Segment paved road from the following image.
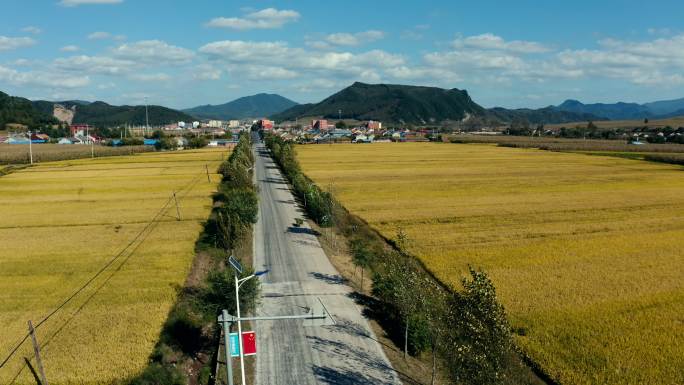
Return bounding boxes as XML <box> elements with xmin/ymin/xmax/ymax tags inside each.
<box><xmin>253</xmin><ymin>142</ymin><xmax>399</xmax><ymax>385</ymax></box>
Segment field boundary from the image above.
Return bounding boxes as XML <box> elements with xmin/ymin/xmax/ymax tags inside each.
<box><xmin>125</xmin><ymin>133</ymin><xmax>258</xmax><ymax>385</ymax></box>
<box><xmin>0</xmin><ymin>164</ymin><xmax>29</xmax><ymax>177</ymax></box>
<box><xmin>1</xmin><ymin>169</ymin><xmax>207</xmax><ymax>383</ymax></box>
<box><xmin>446</xmin><ymin>134</ymin><xmax>684</xmax><ymax>166</ymax></box>
<box><xmin>264</xmin><ymin>134</ymin><xmax>555</xmax><ymax>385</ymax></box>
<box><xmin>308</xmin><ymin>181</ymin><xmax>559</xmax><ymax>385</ymax></box>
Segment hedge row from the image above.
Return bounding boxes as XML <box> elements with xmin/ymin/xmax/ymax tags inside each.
<box><xmin>130</xmin><ymin>132</ymin><xmax>259</xmax><ymax>385</ymax></box>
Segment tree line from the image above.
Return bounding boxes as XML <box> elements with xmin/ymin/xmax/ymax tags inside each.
<box><xmin>264</xmin><ymin>134</ymin><xmax>525</xmax><ymax>385</ymax></box>
<box><xmin>130</xmin><ymin>132</ymin><xmax>259</xmax><ymax>385</ymax></box>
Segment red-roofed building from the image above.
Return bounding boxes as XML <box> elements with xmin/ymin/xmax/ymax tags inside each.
<box><xmin>70</xmin><ymin>124</ymin><xmax>92</xmax><ymax>136</ymax></box>
<box><xmin>312</xmin><ymin>119</ymin><xmax>328</xmax><ymax>130</ymax></box>
<box><xmin>258</xmin><ymin>119</ymin><xmax>274</xmax><ymax>130</ymax></box>
<box><xmin>365</xmin><ymin>120</ymin><xmax>382</xmax><ymax>130</ymax></box>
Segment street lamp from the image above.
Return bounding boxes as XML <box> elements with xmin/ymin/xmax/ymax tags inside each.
<box><xmin>27</xmin><ymin>130</ymin><xmax>33</xmax><ymax>165</ymax></box>
<box><xmin>144</xmin><ymin>96</ymin><xmax>150</xmax><ymax>135</ymax></box>
<box><xmin>228</xmin><ymin>255</ymin><xmax>268</xmax><ymax>385</ymax></box>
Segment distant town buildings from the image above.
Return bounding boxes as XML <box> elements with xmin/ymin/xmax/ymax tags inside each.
<box><xmin>69</xmin><ymin>124</ymin><xmax>92</xmax><ymax>136</ymax></box>
<box><xmin>312</xmin><ymin>119</ymin><xmax>328</xmax><ymax>130</ymax></box>
<box><xmin>366</xmin><ymin>120</ymin><xmax>382</xmax><ymax>130</ymax></box>
<box><xmin>258</xmin><ymin>119</ymin><xmax>274</xmax><ymax>130</ymax></box>
<box><xmin>208</xmin><ymin>120</ymin><xmax>223</xmax><ymax>128</ymax></box>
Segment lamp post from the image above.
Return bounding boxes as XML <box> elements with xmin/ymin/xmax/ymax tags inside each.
<box><xmin>228</xmin><ymin>255</ymin><xmax>267</xmax><ymax>385</ymax></box>
<box><xmin>145</xmin><ymin>96</ymin><xmax>149</xmax><ymax>135</ymax></box>
<box><xmin>27</xmin><ymin>130</ymin><xmax>33</xmax><ymax>165</ymax></box>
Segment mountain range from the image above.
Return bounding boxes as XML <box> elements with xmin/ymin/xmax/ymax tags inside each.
<box><xmin>4</xmin><ymin>85</ymin><xmax>684</xmax><ymax>131</ymax></box>
<box><xmin>183</xmin><ymin>93</ymin><xmax>298</xmax><ymax>120</ymax></box>
<box><xmin>556</xmin><ymin>98</ymin><xmax>684</xmax><ymax>120</ymax></box>
<box><xmin>31</xmin><ymin>100</ymin><xmax>193</xmax><ymax>127</ymax></box>
<box><xmin>273</xmin><ymin>82</ymin><xmax>486</xmax><ymax>124</ymax></box>
<box><xmin>487</xmin><ymin>107</ymin><xmax>605</xmax><ymax>125</ymax></box>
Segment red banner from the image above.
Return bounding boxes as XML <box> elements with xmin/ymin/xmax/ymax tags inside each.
<box><xmin>242</xmin><ymin>331</ymin><xmax>256</xmax><ymax>356</ymax></box>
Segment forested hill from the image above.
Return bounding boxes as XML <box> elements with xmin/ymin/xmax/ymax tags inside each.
<box><xmin>273</xmin><ymin>82</ymin><xmax>486</xmax><ymax>124</ymax></box>
<box><xmin>0</xmin><ymin>91</ymin><xmax>58</xmax><ymax>129</ymax></box>
<box><xmin>32</xmin><ymin>100</ymin><xmax>194</xmax><ymax>127</ymax></box>
<box><xmin>184</xmin><ymin>93</ymin><xmax>298</xmax><ymax>120</ymax></box>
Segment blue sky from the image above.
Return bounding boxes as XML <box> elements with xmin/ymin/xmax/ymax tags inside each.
<box><xmin>1</xmin><ymin>0</ymin><xmax>684</xmax><ymax>109</ymax></box>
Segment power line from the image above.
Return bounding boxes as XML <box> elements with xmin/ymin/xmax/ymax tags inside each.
<box><xmin>0</xmin><ymin>173</ymin><xmax>204</xmax><ymax>369</ymax></box>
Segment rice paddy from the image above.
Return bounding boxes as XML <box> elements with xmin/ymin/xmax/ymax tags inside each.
<box><xmin>297</xmin><ymin>142</ymin><xmax>684</xmax><ymax>385</ymax></box>
<box><xmin>0</xmin><ymin>149</ymin><xmax>226</xmax><ymax>385</ymax></box>
<box><xmin>0</xmin><ymin>143</ymin><xmax>153</xmax><ymax>165</ymax></box>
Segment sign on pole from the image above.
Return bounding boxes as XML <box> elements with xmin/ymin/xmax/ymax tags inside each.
<box><xmin>242</xmin><ymin>331</ymin><xmax>256</xmax><ymax>355</ymax></box>
<box><xmin>229</xmin><ymin>331</ymin><xmax>257</xmax><ymax>357</ymax></box>
<box><xmin>229</xmin><ymin>333</ymin><xmax>240</xmax><ymax>357</ymax></box>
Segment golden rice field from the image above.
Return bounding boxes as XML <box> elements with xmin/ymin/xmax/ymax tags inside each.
<box><xmin>0</xmin><ymin>143</ymin><xmax>152</xmax><ymax>164</ymax></box>
<box><xmin>297</xmin><ymin>142</ymin><xmax>684</xmax><ymax>385</ymax></box>
<box><xmin>0</xmin><ymin>149</ymin><xmax>226</xmax><ymax>385</ymax></box>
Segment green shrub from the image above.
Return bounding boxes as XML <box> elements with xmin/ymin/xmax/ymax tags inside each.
<box><xmin>203</xmin><ymin>267</ymin><xmax>260</xmax><ymax>316</ymax></box>
<box><xmin>443</xmin><ymin>267</ymin><xmax>513</xmax><ymax>385</ymax></box>
<box><xmin>129</xmin><ymin>363</ymin><xmax>185</xmax><ymax>385</ymax></box>
<box><xmin>162</xmin><ymin>306</ymin><xmax>204</xmax><ymax>354</ymax></box>
<box><xmin>188</xmin><ymin>137</ymin><xmax>208</xmax><ymax>148</ymax></box>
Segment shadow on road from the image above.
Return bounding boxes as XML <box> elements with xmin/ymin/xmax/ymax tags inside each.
<box><xmin>312</xmin><ymin>365</ymin><xmax>384</xmax><ymax>385</ymax></box>
<box><xmin>309</xmin><ymin>271</ymin><xmax>348</xmax><ymax>285</ymax></box>
<box><xmin>287</xmin><ymin>226</ymin><xmax>321</xmax><ymax>236</ymax></box>
<box><xmin>260</xmin><ymin>177</ymin><xmax>286</xmax><ymax>184</ymax></box>
<box><xmin>310</xmin><ymin>321</ymin><xmax>426</xmax><ymax>385</ymax></box>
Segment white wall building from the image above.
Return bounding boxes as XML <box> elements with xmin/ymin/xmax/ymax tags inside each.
<box><xmin>208</xmin><ymin>120</ymin><xmax>223</xmax><ymax>128</ymax></box>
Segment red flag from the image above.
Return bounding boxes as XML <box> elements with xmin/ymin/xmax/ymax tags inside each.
<box><xmin>242</xmin><ymin>331</ymin><xmax>256</xmax><ymax>356</ymax></box>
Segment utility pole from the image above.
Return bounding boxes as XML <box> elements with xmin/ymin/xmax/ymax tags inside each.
<box><xmin>173</xmin><ymin>192</ymin><xmax>181</xmax><ymax>221</ymax></box>
<box><xmin>234</xmin><ymin>273</ymin><xmax>246</xmax><ymax>385</ymax></box>
<box><xmin>206</xmin><ymin>164</ymin><xmax>211</xmax><ymax>183</ymax></box>
<box><xmin>221</xmin><ymin>309</ymin><xmax>234</xmax><ymax>385</ymax></box>
<box><xmin>28</xmin><ymin>320</ymin><xmax>48</xmax><ymax>385</ymax></box>
<box><xmin>228</xmin><ymin>256</ymin><xmax>269</xmax><ymax>385</ymax></box>
<box><xmin>27</xmin><ymin>130</ymin><xmax>33</xmax><ymax>165</ymax></box>
<box><xmin>218</xmin><ymin>301</ymin><xmax>333</xmax><ymax>385</ymax></box>
<box><xmin>145</xmin><ymin>96</ymin><xmax>150</xmax><ymax>136</ymax></box>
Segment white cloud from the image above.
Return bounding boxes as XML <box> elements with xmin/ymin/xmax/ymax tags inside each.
<box><xmin>410</xmin><ymin>32</ymin><xmax>684</xmax><ymax>87</ymax></box>
<box><xmin>199</xmin><ymin>40</ymin><xmax>411</xmax><ymax>91</ymax></box>
<box><xmin>322</xmin><ymin>30</ymin><xmax>385</xmax><ymax>47</ymax></box>
<box><xmin>425</xmin><ymin>49</ymin><xmax>527</xmax><ymax>71</ymax></box>
<box><xmin>554</xmin><ymin>34</ymin><xmax>684</xmax><ymax>85</ymax></box>
<box><xmin>199</xmin><ymin>40</ymin><xmax>404</xmax><ymax>81</ymax></box>
<box><xmin>243</xmin><ymin>66</ymin><xmax>298</xmax><ymax>80</ymax></box>
<box><xmin>192</xmin><ymin>64</ymin><xmax>222</xmax><ymax>80</ymax></box>
<box><xmin>0</xmin><ymin>36</ymin><xmax>36</xmax><ymax>51</ymax></box>
<box><xmin>60</xmin><ymin>45</ymin><xmax>80</xmax><ymax>52</ymax></box>
<box><xmin>87</xmin><ymin>31</ymin><xmax>125</xmax><ymax>40</ymax></box>
<box><xmin>59</xmin><ymin>0</ymin><xmax>123</xmax><ymax>7</ymax></box>
<box><xmin>21</xmin><ymin>26</ymin><xmax>42</xmax><ymax>35</ymax></box>
<box><xmin>88</xmin><ymin>31</ymin><xmax>110</xmax><ymax>40</ymax></box>
<box><xmin>130</xmin><ymin>73</ymin><xmax>171</xmax><ymax>82</ymax></box>
<box><xmin>305</xmin><ymin>41</ymin><xmax>332</xmax><ymax>50</ymax></box>
<box><xmin>10</xmin><ymin>59</ymin><xmax>33</xmax><ymax>66</ymax></box>
<box><xmin>206</xmin><ymin>8</ymin><xmax>300</xmax><ymax>30</ymax></box>
<box><xmin>54</xmin><ymin>55</ymin><xmax>137</xmax><ymax>75</ymax></box>
<box><xmin>0</xmin><ymin>64</ymin><xmax>90</xmax><ymax>88</ymax></box>
<box><xmin>111</xmin><ymin>40</ymin><xmax>194</xmax><ymax>63</ymax></box>
<box><xmin>452</xmin><ymin>33</ymin><xmax>550</xmax><ymax>54</ymax></box>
